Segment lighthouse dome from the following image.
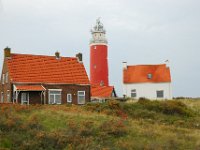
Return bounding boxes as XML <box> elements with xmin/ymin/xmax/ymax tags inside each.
<box><xmin>90</xmin><ymin>18</ymin><xmax>107</xmax><ymax>45</ymax></box>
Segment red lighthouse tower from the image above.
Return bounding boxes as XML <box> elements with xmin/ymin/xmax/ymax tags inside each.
<box><xmin>90</xmin><ymin>19</ymin><xmax>109</xmax><ymax>86</ymax></box>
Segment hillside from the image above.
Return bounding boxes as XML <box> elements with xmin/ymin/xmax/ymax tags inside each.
<box><xmin>0</xmin><ymin>99</ymin><xmax>200</xmax><ymax>150</ymax></box>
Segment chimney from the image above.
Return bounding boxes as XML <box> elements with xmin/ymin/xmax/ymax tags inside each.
<box><xmin>123</xmin><ymin>62</ymin><xmax>127</xmax><ymax>70</ymax></box>
<box><xmin>76</xmin><ymin>53</ymin><xmax>83</xmax><ymax>62</ymax></box>
<box><xmin>55</xmin><ymin>51</ymin><xmax>60</xmax><ymax>59</ymax></box>
<box><xmin>4</xmin><ymin>47</ymin><xmax>11</xmax><ymax>58</ymax></box>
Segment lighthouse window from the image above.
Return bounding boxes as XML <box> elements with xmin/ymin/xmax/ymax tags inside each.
<box><xmin>94</xmin><ymin>46</ymin><xmax>96</xmax><ymax>49</ymax></box>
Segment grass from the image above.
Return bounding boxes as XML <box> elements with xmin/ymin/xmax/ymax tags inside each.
<box><xmin>0</xmin><ymin>99</ymin><xmax>200</xmax><ymax>150</ymax></box>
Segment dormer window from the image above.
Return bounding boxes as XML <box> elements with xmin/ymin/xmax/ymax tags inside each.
<box><xmin>147</xmin><ymin>74</ymin><xmax>152</xmax><ymax>79</ymax></box>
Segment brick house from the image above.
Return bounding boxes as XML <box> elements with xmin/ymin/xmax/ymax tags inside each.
<box><xmin>0</xmin><ymin>47</ymin><xmax>90</xmax><ymax>105</ymax></box>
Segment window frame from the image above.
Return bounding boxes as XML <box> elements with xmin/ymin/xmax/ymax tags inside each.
<box><xmin>48</xmin><ymin>89</ymin><xmax>62</xmax><ymax>104</ymax></box>
<box><xmin>7</xmin><ymin>90</ymin><xmax>10</xmax><ymax>102</ymax></box>
<box><xmin>157</xmin><ymin>90</ymin><xmax>164</xmax><ymax>98</ymax></box>
<box><xmin>77</xmin><ymin>91</ymin><xmax>85</xmax><ymax>105</ymax></box>
<box><xmin>5</xmin><ymin>72</ymin><xmax>8</xmax><ymax>83</ymax></box>
<box><xmin>131</xmin><ymin>89</ymin><xmax>137</xmax><ymax>98</ymax></box>
<box><xmin>2</xmin><ymin>74</ymin><xmax>5</xmax><ymax>84</ymax></box>
<box><xmin>67</xmin><ymin>94</ymin><xmax>72</xmax><ymax>103</ymax></box>
<box><xmin>21</xmin><ymin>92</ymin><xmax>29</xmax><ymax>105</ymax></box>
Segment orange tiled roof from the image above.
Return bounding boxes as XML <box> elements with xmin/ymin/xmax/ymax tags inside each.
<box><xmin>91</xmin><ymin>85</ymin><xmax>114</xmax><ymax>98</ymax></box>
<box><xmin>6</xmin><ymin>53</ymin><xmax>89</xmax><ymax>85</ymax></box>
<box><xmin>15</xmin><ymin>85</ymin><xmax>46</xmax><ymax>91</ymax></box>
<box><xmin>123</xmin><ymin>64</ymin><xmax>171</xmax><ymax>83</ymax></box>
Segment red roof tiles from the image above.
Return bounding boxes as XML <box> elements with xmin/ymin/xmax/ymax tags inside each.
<box><xmin>123</xmin><ymin>64</ymin><xmax>171</xmax><ymax>83</ymax></box>
<box><xmin>6</xmin><ymin>53</ymin><xmax>89</xmax><ymax>85</ymax></box>
<box><xmin>15</xmin><ymin>85</ymin><xmax>46</xmax><ymax>91</ymax></box>
<box><xmin>91</xmin><ymin>85</ymin><xmax>114</xmax><ymax>98</ymax></box>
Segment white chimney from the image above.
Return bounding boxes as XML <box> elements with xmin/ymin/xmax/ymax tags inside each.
<box><xmin>123</xmin><ymin>62</ymin><xmax>127</xmax><ymax>70</ymax></box>
<box><xmin>165</xmin><ymin>60</ymin><xmax>170</xmax><ymax>68</ymax></box>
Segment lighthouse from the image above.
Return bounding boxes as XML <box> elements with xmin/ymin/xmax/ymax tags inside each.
<box><xmin>90</xmin><ymin>18</ymin><xmax>109</xmax><ymax>86</ymax></box>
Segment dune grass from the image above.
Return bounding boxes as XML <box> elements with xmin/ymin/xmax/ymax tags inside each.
<box><xmin>0</xmin><ymin>99</ymin><xmax>200</xmax><ymax>150</ymax></box>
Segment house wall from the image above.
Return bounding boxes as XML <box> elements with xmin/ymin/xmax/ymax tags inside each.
<box><xmin>43</xmin><ymin>84</ymin><xmax>90</xmax><ymax>105</ymax></box>
<box><xmin>123</xmin><ymin>82</ymin><xmax>172</xmax><ymax>100</ymax></box>
<box><xmin>12</xmin><ymin>84</ymin><xmax>90</xmax><ymax>105</ymax></box>
<box><xmin>17</xmin><ymin>91</ymin><xmax>42</xmax><ymax>104</ymax></box>
<box><xmin>0</xmin><ymin>60</ymin><xmax>12</xmax><ymax>103</ymax></box>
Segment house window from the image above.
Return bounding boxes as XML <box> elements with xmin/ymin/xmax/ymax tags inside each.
<box><xmin>131</xmin><ymin>89</ymin><xmax>137</xmax><ymax>98</ymax></box>
<box><xmin>5</xmin><ymin>72</ymin><xmax>8</xmax><ymax>83</ymax></box>
<box><xmin>78</xmin><ymin>91</ymin><xmax>85</xmax><ymax>104</ymax></box>
<box><xmin>21</xmin><ymin>92</ymin><xmax>29</xmax><ymax>105</ymax></box>
<box><xmin>49</xmin><ymin>90</ymin><xmax>62</xmax><ymax>104</ymax></box>
<box><xmin>7</xmin><ymin>90</ymin><xmax>10</xmax><ymax>102</ymax></box>
<box><xmin>157</xmin><ymin>90</ymin><xmax>164</xmax><ymax>98</ymax></box>
<box><xmin>1</xmin><ymin>92</ymin><xmax>3</xmax><ymax>103</ymax></box>
<box><xmin>67</xmin><ymin>94</ymin><xmax>72</xmax><ymax>103</ymax></box>
<box><xmin>2</xmin><ymin>74</ymin><xmax>5</xmax><ymax>84</ymax></box>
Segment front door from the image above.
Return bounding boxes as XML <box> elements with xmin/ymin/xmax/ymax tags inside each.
<box><xmin>21</xmin><ymin>92</ymin><xmax>29</xmax><ymax>105</ymax></box>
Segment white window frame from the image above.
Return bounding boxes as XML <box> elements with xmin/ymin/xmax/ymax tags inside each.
<box><xmin>5</xmin><ymin>72</ymin><xmax>8</xmax><ymax>83</ymax></box>
<box><xmin>21</xmin><ymin>92</ymin><xmax>30</xmax><ymax>105</ymax></box>
<box><xmin>1</xmin><ymin>92</ymin><xmax>3</xmax><ymax>103</ymax></box>
<box><xmin>131</xmin><ymin>89</ymin><xmax>137</xmax><ymax>98</ymax></box>
<box><xmin>48</xmin><ymin>89</ymin><xmax>62</xmax><ymax>104</ymax></box>
<box><xmin>67</xmin><ymin>94</ymin><xmax>72</xmax><ymax>103</ymax></box>
<box><xmin>77</xmin><ymin>91</ymin><xmax>85</xmax><ymax>105</ymax></box>
<box><xmin>2</xmin><ymin>74</ymin><xmax>5</xmax><ymax>84</ymax></box>
<box><xmin>7</xmin><ymin>90</ymin><xmax>10</xmax><ymax>102</ymax></box>
<box><xmin>157</xmin><ymin>90</ymin><xmax>164</xmax><ymax>98</ymax></box>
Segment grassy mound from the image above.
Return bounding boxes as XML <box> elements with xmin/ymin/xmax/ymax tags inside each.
<box><xmin>0</xmin><ymin>100</ymin><xmax>200</xmax><ymax>150</ymax></box>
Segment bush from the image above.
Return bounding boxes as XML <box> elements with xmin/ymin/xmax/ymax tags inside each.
<box><xmin>137</xmin><ymin>100</ymin><xmax>194</xmax><ymax>117</ymax></box>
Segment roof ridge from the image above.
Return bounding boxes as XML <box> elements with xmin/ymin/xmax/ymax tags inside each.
<box><xmin>11</xmin><ymin>53</ymin><xmax>76</xmax><ymax>59</ymax></box>
<box><xmin>128</xmin><ymin>64</ymin><xmax>166</xmax><ymax>67</ymax></box>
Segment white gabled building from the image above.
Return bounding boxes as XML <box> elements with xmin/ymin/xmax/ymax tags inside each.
<box><xmin>123</xmin><ymin>62</ymin><xmax>172</xmax><ymax>100</ymax></box>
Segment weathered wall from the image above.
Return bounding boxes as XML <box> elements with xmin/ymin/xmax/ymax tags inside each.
<box><xmin>0</xmin><ymin>59</ymin><xmax>12</xmax><ymax>103</ymax></box>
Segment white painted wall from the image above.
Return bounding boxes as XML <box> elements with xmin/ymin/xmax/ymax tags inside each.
<box><xmin>123</xmin><ymin>82</ymin><xmax>172</xmax><ymax>100</ymax></box>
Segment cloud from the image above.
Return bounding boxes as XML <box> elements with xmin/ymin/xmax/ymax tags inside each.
<box><xmin>0</xmin><ymin>0</ymin><xmax>200</xmax><ymax>97</ymax></box>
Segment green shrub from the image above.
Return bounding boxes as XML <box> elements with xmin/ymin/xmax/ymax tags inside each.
<box><xmin>137</xmin><ymin>100</ymin><xmax>194</xmax><ymax>117</ymax></box>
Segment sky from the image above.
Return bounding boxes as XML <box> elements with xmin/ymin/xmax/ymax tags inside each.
<box><xmin>0</xmin><ymin>0</ymin><xmax>200</xmax><ymax>97</ymax></box>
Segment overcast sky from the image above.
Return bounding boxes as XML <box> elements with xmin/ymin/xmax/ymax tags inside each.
<box><xmin>0</xmin><ymin>0</ymin><xmax>200</xmax><ymax>97</ymax></box>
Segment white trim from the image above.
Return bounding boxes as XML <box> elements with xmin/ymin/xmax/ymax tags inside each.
<box><xmin>67</xmin><ymin>94</ymin><xmax>72</xmax><ymax>103</ymax></box>
<box><xmin>41</xmin><ymin>85</ymin><xmax>46</xmax><ymax>90</ymax></box>
<box><xmin>77</xmin><ymin>91</ymin><xmax>86</xmax><ymax>105</ymax></box>
<box><xmin>7</xmin><ymin>90</ymin><xmax>10</xmax><ymax>102</ymax></box>
<box><xmin>48</xmin><ymin>90</ymin><xmax>62</xmax><ymax>104</ymax></box>
<box><xmin>48</xmin><ymin>89</ymin><xmax>62</xmax><ymax>91</ymax></box>
<box><xmin>2</xmin><ymin>74</ymin><xmax>5</xmax><ymax>84</ymax></box>
<box><xmin>21</xmin><ymin>92</ymin><xmax>30</xmax><ymax>105</ymax></box>
<box><xmin>90</xmin><ymin>43</ymin><xmax>107</xmax><ymax>46</ymax></box>
<box><xmin>5</xmin><ymin>72</ymin><xmax>9</xmax><ymax>83</ymax></box>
